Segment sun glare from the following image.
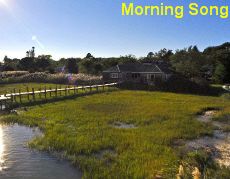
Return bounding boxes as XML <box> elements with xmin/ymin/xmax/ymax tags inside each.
<box><xmin>0</xmin><ymin>0</ymin><xmax>5</xmax><ymax>4</ymax></box>
<box><xmin>0</xmin><ymin>0</ymin><xmax>8</xmax><ymax>7</ymax></box>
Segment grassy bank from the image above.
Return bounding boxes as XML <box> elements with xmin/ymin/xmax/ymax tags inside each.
<box><xmin>1</xmin><ymin>88</ymin><xmax>230</xmax><ymax>178</ymax></box>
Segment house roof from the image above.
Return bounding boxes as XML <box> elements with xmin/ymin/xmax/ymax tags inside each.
<box><xmin>103</xmin><ymin>63</ymin><xmax>173</xmax><ymax>74</ymax></box>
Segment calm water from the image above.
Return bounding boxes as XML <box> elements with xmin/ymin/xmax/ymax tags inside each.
<box><xmin>0</xmin><ymin>124</ymin><xmax>81</xmax><ymax>179</ymax></box>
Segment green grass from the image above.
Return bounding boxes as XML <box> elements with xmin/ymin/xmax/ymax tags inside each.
<box><xmin>1</xmin><ymin>88</ymin><xmax>230</xmax><ymax>178</ymax></box>
<box><xmin>0</xmin><ymin>83</ymin><xmax>70</xmax><ymax>94</ymax></box>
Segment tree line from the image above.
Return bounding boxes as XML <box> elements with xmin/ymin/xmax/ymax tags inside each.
<box><xmin>0</xmin><ymin>42</ymin><xmax>229</xmax><ymax>84</ymax></box>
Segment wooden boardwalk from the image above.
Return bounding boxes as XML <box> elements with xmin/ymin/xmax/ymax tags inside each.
<box><xmin>0</xmin><ymin>83</ymin><xmax>117</xmax><ymax>110</ymax></box>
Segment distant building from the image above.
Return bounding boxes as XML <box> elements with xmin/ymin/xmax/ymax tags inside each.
<box><xmin>103</xmin><ymin>62</ymin><xmax>173</xmax><ymax>84</ymax></box>
<box><xmin>26</xmin><ymin>47</ymin><xmax>35</xmax><ymax>58</ymax></box>
<box><xmin>0</xmin><ymin>63</ymin><xmax>3</xmax><ymax>72</ymax></box>
<box><xmin>55</xmin><ymin>66</ymin><xmax>66</xmax><ymax>73</ymax></box>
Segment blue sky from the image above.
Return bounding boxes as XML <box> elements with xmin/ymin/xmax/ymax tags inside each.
<box><xmin>0</xmin><ymin>0</ymin><xmax>229</xmax><ymax>60</ymax></box>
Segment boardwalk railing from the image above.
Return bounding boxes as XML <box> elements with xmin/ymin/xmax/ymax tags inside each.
<box><xmin>0</xmin><ymin>83</ymin><xmax>118</xmax><ymax>110</ymax></box>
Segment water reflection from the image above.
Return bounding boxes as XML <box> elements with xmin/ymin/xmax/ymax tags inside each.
<box><xmin>0</xmin><ymin>126</ymin><xmax>5</xmax><ymax>171</ymax></box>
<box><xmin>0</xmin><ymin>124</ymin><xmax>81</xmax><ymax>179</ymax></box>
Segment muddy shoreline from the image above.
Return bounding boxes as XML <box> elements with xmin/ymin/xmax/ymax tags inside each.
<box><xmin>184</xmin><ymin>109</ymin><xmax>230</xmax><ymax>167</ymax></box>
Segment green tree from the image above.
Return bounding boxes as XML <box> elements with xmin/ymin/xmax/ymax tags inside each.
<box><xmin>66</xmin><ymin>58</ymin><xmax>78</xmax><ymax>74</ymax></box>
<box><xmin>154</xmin><ymin>48</ymin><xmax>173</xmax><ymax>61</ymax></box>
<box><xmin>18</xmin><ymin>57</ymin><xmax>36</xmax><ymax>72</ymax></box>
<box><xmin>170</xmin><ymin>47</ymin><xmax>206</xmax><ymax>78</ymax></box>
<box><xmin>147</xmin><ymin>52</ymin><xmax>154</xmax><ymax>58</ymax></box>
<box><xmin>204</xmin><ymin>42</ymin><xmax>230</xmax><ymax>83</ymax></box>
<box><xmin>3</xmin><ymin>56</ymin><xmax>19</xmax><ymax>71</ymax></box>
<box><xmin>3</xmin><ymin>56</ymin><xmax>11</xmax><ymax>64</ymax></box>
<box><xmin>36</xmin><ymin>55</ymin><xmax>53</xmax><ymax>71</ymax></box>
<box><xmin>79</xmin><ymin>59</ymin><xmax>93</xmax><ymax>74</ymax></box>
<box><xmin>213</xmin><ymin>62</ymin><xmax>226</xmax><ymax>84</ymax></box>
<box><xmin>85</xmin><ymin>53</ymin><xmax>94</xmax><ymax>59</ymax></box>
<box><xmin>119</xmin><ymin>55</ymin><xmax>137</xmax><ymax>64</ymax></box>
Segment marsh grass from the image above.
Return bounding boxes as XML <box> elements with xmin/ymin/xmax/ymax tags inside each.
<box><xmin>0</xmin><ymin>73</ymin><xmax>102</xmax><ymax>85</ymax></box>
<box><xmin>1</xmin><ymin>89</ymin><xmax>230</xmax><ymax>178</ymax></box>
<box><xmin>0</xmin><ymin>83</ymin><xmax>68</xmax><ymax>94</ymax></box>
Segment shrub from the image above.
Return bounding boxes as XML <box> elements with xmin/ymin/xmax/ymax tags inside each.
<box><xmin>0</xmin><ymin>71</ymin><xmax>29</xmax><ymax>78</ymax></box>
<box><xmin>221</xmin><ymin>93</ymin><xmax>230</xmax><ymax>100</ymax></box>
<box><xmin>159</xmin><ymin>75</ymin><xmax>211</xmax><ymax>94</ymax></box>
<box><xmin>118</xmin><ymin>75</ymin><xmax>214</xmax><ymax>95</ymax></box>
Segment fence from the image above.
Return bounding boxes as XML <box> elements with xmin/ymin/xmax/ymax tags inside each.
<box><xmin>0</xmin><ymin>83</ymin><xmax>118</xmax><ymax>110</ymax></box>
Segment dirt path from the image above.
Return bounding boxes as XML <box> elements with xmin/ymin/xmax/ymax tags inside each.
<box><xmin>185</xmin><ymin>110</ymin><xmax>230</xmax><ymax>167</ymax></box>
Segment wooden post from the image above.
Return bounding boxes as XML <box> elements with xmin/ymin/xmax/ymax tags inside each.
<box><xmin>65</xmin><ymin>86</ymin><xmax>67</xmax><ymax>96</ymax></box>
<box><xmin>3</xmin><ymin>93</ymin><xmax>7</xmax><ymax>109</ymax></box>
<box><xmin>68</xmin><ymin>85</ymin><xmax>70</xmax><ymax>94</ymax></box>
<box><xmin>76</xmin><ymin>85</ymin><xmax>78</xmax><ymax>94</ymax></box>
<box><xmin>59</xmin><ymin>85</ymin><xmax>62</xmax><ymax>96</ymax></box>
<box><xmin>49</xmin><ymin>87</ymin><xmax>52</xmax><ymax>97</ymax></box>
<box><xmin>39</xmin><ymin>88</ymin><xmax>42</xmax><ymax>99</ymax></box>
<box><xmin>13</xmin><ymin>88</ymin><xmax>16</xmax><ymax>102</ymax></box>
<box><xmin>44</xmin><ymin>87</ymin><xmax>47</xmax><ymax>100</ymax></box>
<box><xmin>1</xmin><ymin>91</ymin><xmax>7</xmax><ymax>109</ymax></box>
<box><xmin>74</xmin><ymin>86</ymin><xmax>76</xmax><ymax>95</ymax></box>
<box><xmin>103</xmin><ymin>83</ymin><xmax>105</xmax><ymax>91</ymax></box>
<box><xmin>4</xmin><ymin>99</ymin><xmax>6</xmax><ymax>110</ymax></box>
<box><xmin>32</xmin><ymin>88</ymin><xmax>35</xmax><ymax>101</ymax></box>
<box><xmin>55</xmin><ymin>86</ymin><xmax>58</xmax><ymax>98</ymax></box>
<box><xmin>27</xmin><ymin>87</ymin><xmax>30</xmax><ymax>101</ymax></box>
<box><xmin>10</xmin><ymin>91</ymin><xmax>14</xmax><ymax>103</ymax></box>
<box><xmin>96</xmin><ymin>85</ymin><xmax>99</xmax><ymax>92</ymax></box>
<box><xmin>19</xmin><ymin>89</ymin><xmax>22</xmax><ymax>103</ymax></box>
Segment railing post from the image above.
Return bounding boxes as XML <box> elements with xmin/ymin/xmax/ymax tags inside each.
<box><xmin>3</xmin><ymin>93</ymin><xmax>7</xmax><ymax>109</ymax></box>
<box><xmin>74</xmin><ymin>86</ymin><xmax>76</xmax><ymax>95</ymax></box>
<box><xmin>59</xmin><ymin>85</ymin><xmax>62</xmax><ymax>96</ymax></box>
<box><xmin>32</xmin><ymin>88</ymin><xmax>35</xmax><ymax>101</ymax></box>
<box><xmin>68</xmin><ymin>85</ymin><xmax>70</xmax><ymax>94</ymax></box>
<box><xmin>11</xmin><ymin>90</ymin><xmax>13</xmax><ymax>103</ymax></box>
<box><xmin>39</xmin><ymin>88</ymin><xmax>42</xmax><ymax>99</ymax></box>
<box><xmin>55</xmin><ymin>86</ymin><xmax>58</xmax><ymax>98</ymax></box>
<box><xmin>5</xmin><ymin>99</ymin><xmax>7</xmax><ymax>110</ymax></box>
<box><xmin>49</xmin><ymin>87</ymin><xmax>52</xmax><ymax>97</ymax></box>
<box><xmin>27</xmin><ymin>87</ymin><xmax>30</xmax><ymax>101</ymax></box>
<box><xmin>19</xmin><ymin>89</ymin><xmax>22</xmax><ymax>103</ymax></box>
<box><xmin>13</xmin><ymin>88</ymin><xmax>16</xmax><ymax>102</ymax></box>
<box><xmin>45</xmin><ymin>86</ymin><xmax>47</xmax><ymax>100</ymax></box>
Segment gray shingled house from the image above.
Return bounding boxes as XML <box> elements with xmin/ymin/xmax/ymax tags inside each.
<box><xmin>103</xmin><ymin>63</ymin><xmax>173</xmax><ymax>84</ymax></box>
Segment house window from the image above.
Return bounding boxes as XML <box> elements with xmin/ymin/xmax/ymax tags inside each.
<box><xmin>147</xmin><ymin>74</ymin><xmax>151</xmax><ymax>80</ymax></box>
<box><xmin>147</xmin><ymin>74</ymin><xmax>155</xmax><ymax>81</ymax></box>
<box><xmin>111</xmin><ymin>73</ymin><xmax>119</xmax><ymax>79</ymax></box>
<box><xmin>155</xmin><ymin>74</ymin><xmax>162</xmax><ymax>80</ymax></box>
<box><xmin>132</xmin><ymin>73</ymin><xmax>140</xmax><ymax>79</ymax></box>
